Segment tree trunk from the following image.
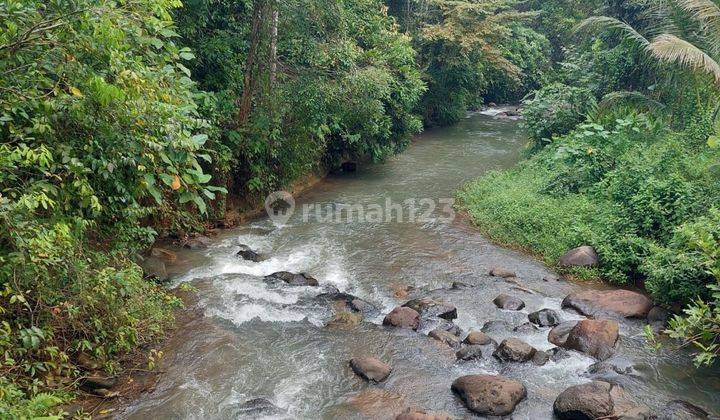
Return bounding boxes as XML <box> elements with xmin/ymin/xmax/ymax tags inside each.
<box><xmin>269</xmin><ymin>6</ymin><xmax>279</xmax><ymax>85</ymax></box>
<box><xmin>237</xmin><ymin>0</ymin><xmax>265</xmax><ymax>127</ymax></box>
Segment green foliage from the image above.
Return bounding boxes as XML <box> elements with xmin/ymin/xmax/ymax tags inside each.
<box><xmin>459</xmin><ymin>115</ymin><xmax>720</xmax><ymax>297</ymax></box>
<box><xmin>522</xmin><ymin>82</ymin><xmax>597</xmax><ymax>147</ymax></box>
<box><xmin>176</xmin><ymin>0</ymin><xmax>425</xmax><ymax>195</ymax></box>
<box><xmin>0</xmin><ymin>0</ymin><xmax>209</xmax><ymax>410</ymax></box>
<box><xmin>665</xmin><ymin>209</ymin><xmax>720</xmax><ymax>366</ymax></box>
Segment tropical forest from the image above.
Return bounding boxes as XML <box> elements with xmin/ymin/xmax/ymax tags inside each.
<box><xmin>1</xmin><ymin>0</ymin><xmax>719</xmax><ymax>418</ymax></box>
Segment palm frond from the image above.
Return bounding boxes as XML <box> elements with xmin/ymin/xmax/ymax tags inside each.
<box><xmin>677</xmin><ymin>0</ymin><xmax>720</xmax><ymax>32</ymax></box>
<box><xmin>574</xmin><ymin>16</ymin><xmax>650</xmax><ymax>48</ymax></box>
<box><xmin>649</xmin><ymin>34</ymin><xmax>720</xmax><ymax>83</ymax></box>
<box><xmin>598</xmin><ymin>91</ymin><xmax>667</xmax><ymax>114</ymax></box>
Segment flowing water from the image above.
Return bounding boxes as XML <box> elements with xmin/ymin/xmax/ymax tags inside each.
<box><xmin>122</xmin><ymin>111</ymin><xmax>720</xmax><ymax>419</ymax></box>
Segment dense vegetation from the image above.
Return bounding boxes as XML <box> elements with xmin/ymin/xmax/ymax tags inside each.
<box><xmin>1</xmin><ymin>0</ymin><xmax>719</xmax><ymax>416</ymax></box>
<box><xmin>460</xmin><ymin>0</ymin><xmax>720</xmax><ymax>366</ymax></box>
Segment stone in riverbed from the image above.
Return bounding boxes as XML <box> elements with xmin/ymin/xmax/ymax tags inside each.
<box><xmin>532</xmin><ymin>350</ymin><xmax>550</xmax><ymax>366</ymax></box>
<box><xmin>648</xmin><ymin>306</ymin><xmax>671</xmax><ymax>331</ymax></box>
<box><xmin>402</xmin><ymin>298</ymin><xmax>457</xmax><ymax>320</ymax></box>
<box><xmin>456</xmin><ymin>345</ymin><xmax>485</xmax><ymax>361</ymax></box>
<box><xmin>489</xmin><ymin>267</ymin><xmax>516</xmax><ymax>278</ymax></box>
<box><xmin>236</xmin><ymin>244</ymin><xmax>264</xmax><ymax>262</ymax></box>
<box><xmin>139</xmin><ymin>257</ymin><xmax>168</xmax><ymax>282</ymax></box>
<box><xmin>451</xmin><ymin>374</ymin><xmax>527</xmax><ymax>416</ymax></box>
<box><xmin>428</xmin><ymin>328</ymin><xmax>461</xmax><ymax>348</ymax></box>
<box><xmin>563</xmin><ymin>319</ymin><xmax>620</xmax><ymax>361</ymax></box>
<box><xmin>513</xmin><ymin>322</ymin><xmax>539</xmax><ymax>333</ymax></box>
<box><xmin>80</xmin><ymin>375</ymin><xmax>117</xmax><ymax>392</ymax></box>
<box><xmin>562</xmin><ymin>289</ymin><xmax>653</xmax><ymax>319</ymax></box>
<box><xmin>264</xmin><ymin>271</ymin><xmax>319</xmax><ymax>287</ymax></box>
<box><xmin>383</xmin><ymin>307</ymin><xmax>420</xmax><ymax>330</ymax></box>
<box><xmin>528</xmin><ymin>308</ymin><xmax>561</xmax><ymax>327</ymax></box>
<box><xmin>548</xmin><ymin>321</ymin><xmax>578</xmax><ymax>347</ymax></box>
<box><xmin>463</xmin><ymin>331</ymin><xmax>494</xmax><ymax>346</ymax></box>
<box><xmin>558</xmin><ymin>245</ymin><xmax>599</xmax><ymax>267</ymax></box>
<box><xmin>350</xmin><ymin>357</ymin><xmax>391</xmax><ymax>383</ymax></box>
<box><xmin>315</xmin><ymin>292</ymin><xmax>378</xmax><ymax>315</ymax></box>
<box><xmin>493</xmin><ymin>338</ymin><xmax>536</xmax><ymax>362</ymax></box>
<box><xmin>493</xmin><ymin>294</ymin><xmax>525</xmax><ymax>310</ymax></box>
<box><xmin>553</xmin><ymin>381</ymin><xmax>652</xmax><ymax>420</ymax></box>
<box><xmin>481</xmin><ymin>320</ymin><xmax>513</xmax><ymax>334</ymax></box>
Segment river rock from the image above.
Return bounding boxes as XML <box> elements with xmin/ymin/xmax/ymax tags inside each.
<box><xmin>554</xmin><ymin>381</ymin><xmax>652</xmax><ymax>420</ymax></box>
<box><xmin>660</xmin><ymin>400</ymin><xmax>713</xmax><ymax>419</ymax></box>
<box><xmin>150</xmin><ymin>247</ymin><xmax>177</xmax><ymax>262</ymax></box>
<box><xmin>451</xmin><ymin>374</ymin><xmax>527</xmax><ymax>416</ymax></box>
<box><xmin>383</xmin><ymin>307</ymin><xmax>420</xmax><ymax>330</ymax></box>
<box><xmin>326</xmin><ymin>312</ymin><xmax>363</xmax><ymax>329</ymax></box>
<box><xmin>451</xmin><ymin>281</ymin><xmax>471</xmax><ymax>289</ymax></box>
<box><xmin>493</xmin><ymin>338</ymin><xmax>536</xmax><ymax>362</ymax></box>
<box><xmin>548</xmin><ymin>321</ymin><xmax>578</xmax><ymax>347</ymax></box>
<box><xmin>236</xmin><ymin>245</ymin><xmax>264</xmax><ymax>262</ymax></box>
<box><xmin>562</xmin><ymin>289</ymin><xmax>653</xmax><ymax>318</ymax></box>
<box><xmin>231</xmin><ymin>398</ymin><xmax>284</xmax><ymax>416</ymax></box>
<box><xmin>493</xmin><ymin>294</ymin><xmax>525</xmax><ymax>311</ymax></box>
<box><xmin>402</xmin><ymin>298</ymin><xmax>457</xmax><ymax>320</ymax></box>
<box><xmin>528</xmin><ymin>308</ymin><xmax>561</xmax><ymax>327</ymax></box>
<box><xmin>532</xmin><ymin>350</ymin><xmax>550</xmax><ymax>366</ymax></box>
<box><xmin>429</xmin><ymin>328</ymin><xmax>461</xmax><ymax>348</ymax></box>
<box><xmin>350</xmin><ymin>357</ymin><xmax>392</xmax><ymax>383</ymax></box>
<box><xmin>558</xmin><ymin>246</ymin><xmax>599</xmax><ymax>267</ymax></box>
<box><xmin>80</xmin><ymin>375</ymin><xmax>117</xmax><ymax>392</ymax></box>
<box><xmin>587</xmin><ymin>360</ymin><xmax>633</xmax><ymax>376</ymax></box>
<box><xmin>140</xmin><ymin>256</ymin><xmax>168</xmax><ymax>282</ymax></box>
<box><xmin>184</xmin><ymin>235</ymin><xmax>211</xmax><ymax>250</ymax></box>
<box><xmin>396</xmin><ymin>408</ymin><xmax>451</xmax><ymax>420</ymax></box>
<box><xmin>265</xmin><ymin>271</ymin><xmax>319</xmax><ymax>287</ymax></box>
<box><xmin>489</xmin><ymin>267</ymin><xmax>516</xmax><ymax>278</ymax></box>
<box><xmin>430</xmin><ymin>319</ymin><xmax>463</xmax><ymax>337</ymax></box>
<box><xmin>463</xmin><ymin>331</ymin><xmax>494</xmax><ymax>346</ymax></box>
<box><xmin>316</xmin><ymin>292</ymin><xmax>378</xmax><ymax>315</ymax></box>
<box><xmin>563</xmin><ymin>319</ymin><xmax>620</xmax><ymax>360</ymax></box>
<box><xmin>456</xmin><ymin>345</ymin><xmax>485</xmax><ymax>361</ymax></box>
<box><xmin>648</xmin><ymin>306</ymin><xmax>671</xmax><ymax>330</ymax></box>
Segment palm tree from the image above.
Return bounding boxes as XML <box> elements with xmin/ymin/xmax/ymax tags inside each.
<box><xmin>577</xmin><ymin>0</ymin><xmax>720</xmax><ymax>122</ymax></box>
<box><xmin>578</xmin><ymin>0</ymin><xmax>720</xmax><ymax>83</ymax></box>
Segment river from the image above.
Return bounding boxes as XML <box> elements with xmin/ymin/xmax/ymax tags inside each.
<box><xmin>121</xmin><ymin>111</ymin><xmax>720</xmax><ymax>419</ymax></box>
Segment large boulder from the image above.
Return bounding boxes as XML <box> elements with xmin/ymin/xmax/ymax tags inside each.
<box><xmin>532</xmin><ymin>350</ymin><xmax>550</xmax><ymax>366</ymax></box>
<box><xmin>428</xmin><ymin>328</ymin><xmax>461</xmax><ymax>348</ymax></box>
<box><xmin>558</xmin><ymin>246</ymin><xmax>599</xmax><ymax>267</ymax></box>
<box><xmin>554</xmin><ymin>381</ymin><xmax>652</xmax><ymax>420</ymax></box>
<box><xmin>528</xmin><ymin>308</ymin><xmax>561</xmax><ymax>327</ymax></box>
<box><xmin>463</xmin><ymin>331</ymin><xmax>494</xmax><ymax>346</ymax></box>
<box><xmin>383</xmin><ymin>307</ymin><xmax>420</xmax><ymax>330</ymax></box>
<box><xmin>139</xmin><ymin>257</ymin><xmax>168</xmax><ymax>282</ymax></box>
<box><xmin>548</xmin><ymin>321</ymin><xmax>578</xmax><ymax>347</ymax></box>
<box><xmin>350</xmin><ymin>357</ymin><xmax>392</xmax><ymax>383</ymax></box>
<box><xmin>493</xmin><ymin>294</ymin><xmax>525</xmax><ymax>311</ymax></box>
<box><xmin>564</xmin><ymin>319</ymin><xmax>620</xmax><ymax>361</ymax></box>
<box><xmin>402</xmin><ymin>298</ymin><xmax>457</xmax><ymax>320</ymax></box>
<box><xmin>451</xmin><ymin>375</ymin><xmax>527</xmax><ymax>416</ymax></box>
<box><xmin>647</xmin><ymin>306</ymin><xmax>671</xmax><ymax>331</ymax></box>
<box><xmin>264</xmin><ymin>271</ymin><xmax>319</xmax><ymax>287</ymax></box>
<box><xmin>493</xmin><ymin>338</ymin><xmax>536</xmax><ymax>363</ymax></box>
<box><xmin>562</xmin><ymin>289</ymin><xmax>653</xmax><ymax>319</ymax></box>
<box><xmin>237</xmin><ymin>245</ymin><xmax>264</xmax><ymax>262</ymax></box>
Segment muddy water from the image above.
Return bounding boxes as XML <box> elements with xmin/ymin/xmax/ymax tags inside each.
<box><xmin>122</xmin><ymin>111</ymin><xmax>720</xmax><ymax>419</ymax></box>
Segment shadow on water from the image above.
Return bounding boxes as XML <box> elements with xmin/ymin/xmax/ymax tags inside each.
<box><xmin>122</xmin><ymin>112</ymin><xmax>720</xmax><ymax>419</ymax></box>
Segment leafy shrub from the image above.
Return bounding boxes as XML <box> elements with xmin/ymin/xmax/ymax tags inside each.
<box><xmin>522</xmin><ymin>82</ymin><xmax>597</xmax><ymax>147</ymax></box>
